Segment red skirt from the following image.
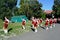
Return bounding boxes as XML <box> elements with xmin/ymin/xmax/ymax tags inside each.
<box><xmin>34</xmin><ymin>24</ymin><xmax>37</xmax><ymax>27</ymax></box>
<box><xmin>45</xmin><ymin>22</ymin><xmax>48</xmax><ymax>26</ymax></box>
<box><xmin>22</xmin><ymin>22</ymin><xmax>25</xmax><ymax>25</ymax></box>
<box><xmin>34</xmin><ymin>22</ymin><xmax>38</xmax><ymax>27</ymax></box>
<box><xmin>4</xmin><ymin>24</ymin><xmax>8</xmax><ymax>29</ymax></box>
<box><xmin>49</xmin><ymin>21</ymin><xmax>53</xmax><ymax>24</ymax></box>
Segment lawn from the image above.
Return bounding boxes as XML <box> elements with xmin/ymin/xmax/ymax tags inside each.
<box><xmin>0</xmin><ymin>19</ymin><xmax>45</xmax><ymax>39</ymax></box>
<box><xmin>0</xmin><ymin>19</ymin><xmax>32</xmax><ymax>38</ymax></box>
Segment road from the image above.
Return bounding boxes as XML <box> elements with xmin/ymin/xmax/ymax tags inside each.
<box><xmin>3</xmin><ymin>24</ymin><xmax>60</xmax><ymax>40</ymax></box>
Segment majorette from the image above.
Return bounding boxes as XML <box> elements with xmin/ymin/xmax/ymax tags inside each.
<box><xmin>22</xmin><ymin>19</ymin><xmax>26</xmax><ymax>29</ymax></box>
<box><xmin>45</xmin><ymin>18</ymin><xmax>49</xmax><ymax>30</ymax></box>
<box><xmin>49</xmin><ymin>18</ymin><xmax>53</xmax><ymax>28</ymax></box>
<box><xmin>3</xmin><ymin>17</ymin><xmax>9</xmax><ymax>34</ymax></box>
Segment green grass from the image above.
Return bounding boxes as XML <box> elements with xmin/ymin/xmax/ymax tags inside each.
<box><xmin>0</xmin><ymin>19</ymin><xmax>32</xmax><ymax>37</ymax></box>
<box><xmin>0</xmin><ymin>19</ymin><xmax>45</xmax><ymax>38</ymax></box>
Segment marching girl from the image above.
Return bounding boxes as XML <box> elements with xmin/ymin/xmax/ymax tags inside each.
<box><xmin>49</xmin><ymin>18</ymin><xmax>53</xmax><ymax>28</ymax></box>
<box><xmin>53</xmin><ymin>18</ymin><xmax>57</xmax><ymax>27</ymax></box>
<box><xmin>33</xmin><ymin>19</ymin><xmax>38</xmax><ymax>32</ymax></box>
<box><xmin>22</xmin><ymin>19</ymin><xmax>26</xmax><ymax>29</ymax></box>
<box><xmin>45</xmin><ymin>18</ymin><xmax>49</xmax><ymax>30</ymax></box>
<box><xmin>3</xmin><ymin>17</ymin><xmax>9</xmax><ymax>34</ymax></box>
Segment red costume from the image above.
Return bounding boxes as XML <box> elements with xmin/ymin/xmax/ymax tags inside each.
<box><xmin>32</xmin><ymin>19</ymin><xmax>35</xmax><ymax>25</ymax></box>
<box><xmin>4</xmin><ymin>20</ymin><xmax>9</xmax><ymax>29</ymax></box>
<box><xmin>22</xmin><ymin>20</ymin><xmax>26</xmax><ymax>25</ymax></box>
<box><xmin>34</xmin><ymin>21</ymin><xmax>38</xmax><ymax>27</ymax></box>
<box><xmin>45</xmin><ymin>19</ymin><xmax>49</xmax><ymax>26</ymax></box>
<box><xmin>49</xmin><ymin>19</ymin><xmax>53</xmax><ymax>26</ymax></box>
<box><xmin>53</xmin><ymin>18</ymin><xmax>57</xmax><ymax>23</ymax></box>
<box><xmin>3</xmin><ymin>17</ymin><xmax>9</xmax><ymax>33</ymax></box>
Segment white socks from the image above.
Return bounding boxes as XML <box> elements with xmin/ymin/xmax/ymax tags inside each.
<box><xmin>4</xmin><ymin>29</ymin><xmax>8</xmax><ymax>34</ymax></box>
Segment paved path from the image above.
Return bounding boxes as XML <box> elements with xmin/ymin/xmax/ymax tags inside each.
<box><xmin>6</xmin><ymin>24</ymin><xmax>60</xmax><ymax>40</ymax></box>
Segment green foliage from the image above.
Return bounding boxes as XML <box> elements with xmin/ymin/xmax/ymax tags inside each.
<box><xmin>0</xmin><ymin>20</ymin><xmax>31</xmax><ymax>36</ymax></box>
<box><xmin>19</xmin><ymin>0</ymin><xmax>42</xmax><ymax>19</ymax></box>
<box><xmin>52</xmin><ymin>0</ymin><xmax>60</xmax><ymax>18</ymax></box>
<box><xmin>40</xmin><ymin>12</ymin><xmax>46</xmax><ymax>19</ymax></box>
<box><xmin>0</xmin><ymin>0</ymin><xmax>17</xmax><ymax>20</ymax></box>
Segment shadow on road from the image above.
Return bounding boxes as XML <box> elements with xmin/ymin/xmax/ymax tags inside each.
<box><xmin>31</xmin><ymin>28</ymin><xmax>35</xmax><ymax>32</ymax></box>
<box><xmin>40</xmin><ymin>26</ymin><xmax>45</xmax><ymax>30</ymax></box>
<box><xmin>8</xmin><ymin>28</ymin><xmax>12</xmax><ymax>32</ymax></box>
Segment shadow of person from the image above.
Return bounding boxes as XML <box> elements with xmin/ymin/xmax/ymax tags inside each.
<box><xmin>8</xmin><ymin>28</ymin><xmax>12</xmax><ymax>32</ymax></box>
<box><xmin>40</xmin><ymin>26</ymin><xmax>45</xmax><ymax>30</ymax></box>
<box><xmin>31</xmin><ymin>28</ymin><xmax>35</xmax><ymax>32</ymax></box>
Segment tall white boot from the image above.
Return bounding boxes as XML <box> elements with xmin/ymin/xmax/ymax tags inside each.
<box><xmin>34</xmin><ymin>27</ymin><xmax>37</xmax><ymax>32</ymax></box>
<box><xmin>53</xmin><ymin>24</ymin><xmax>55</xmax><ymax>27</ymax></box>
<box><xmin>4</xmin><ymin>29</ymin><xmax>8</xmax><ymax>34</ymax></box>
<box><xmin>50</xmin><ymin>26</ymin><xmax>52</xmax><ymax>28</ymax></box>
<box><xmin>22</xmin><ymin>26</ymin><xmax>25</xmax><ymax>29</ymax></box>
<box><xmin>46</xmin><ymin>27</ymin><xmax>49</xmax><ymax>30</ymax></box>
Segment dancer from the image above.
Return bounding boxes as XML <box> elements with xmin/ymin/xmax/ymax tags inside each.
<box><xmin>22</xmin><ymin>19</ymin><xmax>26</xmax><ymax>29</ymax></box>
<box><xmin>3</xmin><ymin>17</ymin><xmax>9</xmax><ymax>34</ymax></box>
<box><xmin>33</xmin><ymin>19</ymin><xmax>38</xmax><ymax>32</ymax></box>
<box><xmin>45</xmin><ymin>18</ymin><xmax>49</xmax><ymax>30</ymax></box>
<box><xmin>49</xmin><ymin>18</ymin><xmax>53</xmax><ymax>28</ymax></box>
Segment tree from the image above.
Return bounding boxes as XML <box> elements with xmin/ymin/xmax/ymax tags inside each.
<box><xmin>52</xmin><ymin>0</ymin><xmax>60</xmax><ymax>18</ymax></box>
<box><xmin>19</xmin><ymin>0</ymin><xmax>42</xmax><ymax>19</ymax></box>
<box><xmin>0</xmin><ymin>0</ymin><xmax>17</xmax><ymax>20</ymax></box>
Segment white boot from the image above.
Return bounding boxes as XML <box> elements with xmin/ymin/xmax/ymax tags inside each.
<box><xmin>53</xmin><ymin>24</ymin><xmax>55</xmax><ymax>27</ymax></box>
<box><xmin>34</xmin><ymin>27</ymin><xmax>37</xmax><ymax>32</ymax></box>
<box><xmin>35</xmin><ymin>29</ymin><xmax>37</xmax><ymax>32</ymax></box>
<box><xmin>4</xmin><ymin>29</ymin><xmax>8</xmax><ymax>34</ymax></box>
<box><xmin>22</xmin><ymin>26</ymin><xmax>25</xmax><ymax>29</ymax></box>
<box><xmin>50</xmin><ymin>26</ymin><xmax>52</xmax><ymax>28</ymax></box>
<box><xmin>46</xmin><ymin>27</ymin><xmax>49</xmax><ymax>30</ymax></box>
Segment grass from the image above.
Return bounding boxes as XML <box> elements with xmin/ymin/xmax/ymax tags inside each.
<box><xmin>0</xmin><ymin>19</ymin><xmax>45</xmax><ymax>38</ymax></box>
<box><xmin>0</xmin><ymin>19</ymin><xmax>32</xmax><ymax>37</ymax></box>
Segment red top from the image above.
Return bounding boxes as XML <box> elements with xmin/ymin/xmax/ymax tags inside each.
<box><xmin>45</xmin><ymin>20</ymin><xmax>49</xmax><ymax>26</ymax></box>
<box><xmin>4</xmin><ymin>20</ymin><xmax>9</xmax><ymax>29</ymax></box>
<box><xmin>34</xmin><ymin>21</ymin><xmax>38</xmax><ymax>27</ymax></box>
<box><xmin>22</xmin><ymin>20</ymin><xmax>26</xmax><ymax>25</ymax></box>
<box><xmin>53</xmin><ymin>19</ymin><xmax>57</xmax><ymax>23</ymax></box>
<box><xmin>32</xmin><ymin>20</ymin><xmax>35</xmax><ymax>24</ymax></box>
<box><xmin>49</xmin><ymin>19</ymin><xmax>53</xmax><ymax>24</ymax></box>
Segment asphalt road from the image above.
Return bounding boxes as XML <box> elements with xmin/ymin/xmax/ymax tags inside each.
<box><xmin>5</xmin><ymin>24</ymin><xmax>60</xmax><ymax>40</ymax></box>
